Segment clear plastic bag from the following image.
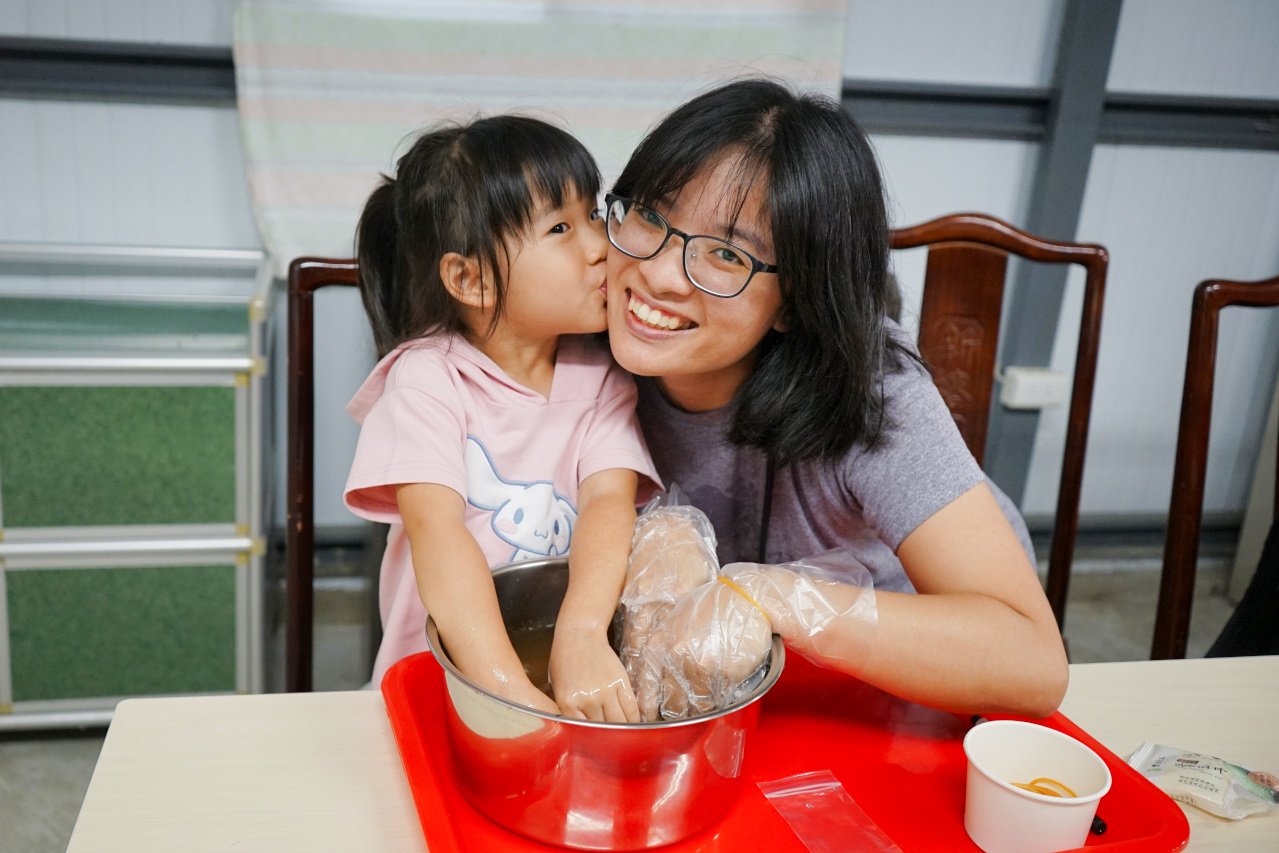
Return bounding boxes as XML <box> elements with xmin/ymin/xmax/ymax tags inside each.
<box><xmin>759</xmin><ymin>770</ymin><xmax>903</xmax><ymax>853</ymax></box>
<box><xmin>621</xmin><ymin>486</ymin><xmax>719</xmax><ymax>610</ymax></box>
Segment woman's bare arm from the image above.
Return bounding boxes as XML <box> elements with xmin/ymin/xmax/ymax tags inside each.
<box><xmin>853</xmin><ymin>481</ymin><xmax>1068</xmax><ymax>717</ymax></box>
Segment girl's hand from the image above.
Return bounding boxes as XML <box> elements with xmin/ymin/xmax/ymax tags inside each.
<box><xmin>495</xmin><ymin>673</ymin><xmax>562</xmax><ymax>716</ymax></box>
<box><xmin>549</xmin><ymin>626</ymin><xmax>641</xmax><ymax>723</ymax></box>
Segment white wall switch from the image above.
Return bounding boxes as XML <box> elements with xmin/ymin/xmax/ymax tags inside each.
<box><xmin>999</xmin><ymin>367</ymin><xmax>1071</xmax><ymax>410</ymax></box>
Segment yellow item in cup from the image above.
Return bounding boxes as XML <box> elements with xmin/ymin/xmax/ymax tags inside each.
<box><xmin>1012</xmin><ymin>777</ymin><xmax>1077</xmax><ymax>798</ymax></box>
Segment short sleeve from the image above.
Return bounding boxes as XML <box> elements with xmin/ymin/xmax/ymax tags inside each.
<box><xmin>343</xmin><ymin>366</ymin><xmax>469</xmax><ymax>524</ymax></box>
<box><xmin>845</xmin><ymin>358</ymin><xmax>984</xmax><ymax>549</ymax></box>
<box><xmin>578</xmin><ymin>363</ymin><xmax>662</xmax><ymax>500</ymax></box>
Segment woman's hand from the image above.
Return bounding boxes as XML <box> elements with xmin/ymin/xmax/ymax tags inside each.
<box><xmin>637</xmin><ymin>558</ymin><xmax>873</xmax><ymax>720</ymax></box>
<box><xmin>725</xmin><ymin>561</ymin><xmax>877</xmax><ymax>674</ymax></box>
<box><xmin>621</xmin><ymin>601</ymin><xmax>669</xmax><ymax>720</ymax></box>
<box><xmin>642</xmin><ymin>577</ymin><xmax>773</xmax><ymax>720</ymax></box>
<box><xmin>549</xmin><ymin>624</ymin><xmax>640</xmax><ymax>722</ymax></box>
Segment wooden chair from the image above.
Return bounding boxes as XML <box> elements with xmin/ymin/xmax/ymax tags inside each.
<box><xmin>283</xmin><ymin>214</ymin><xmax>1108</xmax><ymax>688</ymax></box>
<box><xmin>889</xmin><ymin>213</ymin><xmax>1108</xmax><ymax>631</ymax></box>
<box><xmin>286</xmin><ymin>257</ymin><xmax>358</xmax><ymax>692</ymax></box>
<box><xmin>1151</xmin><ymin>274</ymin><xmax>1279</xmax><ymax>659</ymax></box>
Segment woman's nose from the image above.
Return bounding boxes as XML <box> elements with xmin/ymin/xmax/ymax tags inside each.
<box><xmin>638</xmin><ymin>239</ymin><xmax>694</xmax><ymax>296</ymax></box>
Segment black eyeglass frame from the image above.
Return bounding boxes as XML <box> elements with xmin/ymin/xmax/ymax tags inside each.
<box><xmin>604</xmin><ymin>193</ymin><xmax>778</xmax><ymax>298</ymax></box>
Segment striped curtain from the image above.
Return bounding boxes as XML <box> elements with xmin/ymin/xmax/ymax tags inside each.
<box><xmin>232</xmin><ymin>0</ymin><xmax>847</xmax><ymax>276</ymax></box>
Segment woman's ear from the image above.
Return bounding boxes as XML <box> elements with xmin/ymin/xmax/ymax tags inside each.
<box><xmin>771</xmin><ymin>307</ymin><xmax>790</xmax><ymax>333</ymax></box>
<box><xmin>439</xmin><ymin>252</ymin><xmax>489</xmax><ymax>309</ymax></box>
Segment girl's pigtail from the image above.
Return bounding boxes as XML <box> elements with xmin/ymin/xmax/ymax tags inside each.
<box><xmin>355</xmin><ymin>176</ymin><xmax>407</xmax><ymax>358</ymax></box>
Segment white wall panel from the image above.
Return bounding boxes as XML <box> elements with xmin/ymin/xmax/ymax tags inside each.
<box><xmin>313</xmin><ymin>295</ymin><xmax>374</xmax><ymax>530</ymax></box>
<box><xmin>0</xmin><ymin>99</ymin><xmax>259</xmax><ymax>249</ymax></box>
<box><xmin>1023</xmin><ymin>145</ymin><xmax>1279</xmax><ymax>519</ymax></box>
<box><xmin>873</xmin><ymin>135</ymin><xmax>1040</xmax><ymax>337</ymax></box>
<box><xmin>0</xmin><ymin>0</ymin><xmax>232</xmax><ymax>45</ymax></box>
<box><xmin>844</xmin><ymin>0</ymin><xmax>1064</xmax><ymax>87</ymax></box>
<box><xmin>1108</xmin><ymin>0</ymin><xmax>1279</xmax><ymax>99</ymax></box>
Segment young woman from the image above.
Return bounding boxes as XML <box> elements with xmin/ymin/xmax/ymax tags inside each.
<box><xmin>604</xmin><ymin>79</ymin><xmax>1068</xmax><ymax>717</ymax></box>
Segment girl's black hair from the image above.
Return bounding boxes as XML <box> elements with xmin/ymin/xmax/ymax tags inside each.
<box><xmin>356</xmin><ymin>115</ymin><xmax>601</xmax><ymax>357</ymax></box>
<box><xmin>612</xmin><ymin>78</ymin><xmax>911</xmax><ymax>466</ymax></box>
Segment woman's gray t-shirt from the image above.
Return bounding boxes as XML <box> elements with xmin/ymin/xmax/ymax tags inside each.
<box><xmin>633</xmin><ymin>357</ymin><xmax>1033</xmax><ymax>594</ymax></box>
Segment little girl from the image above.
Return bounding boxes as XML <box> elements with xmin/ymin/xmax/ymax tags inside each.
<box><xmin>343</xmin><ymin>116</ymin><xmax>659</xmax><ymax>722</ymax></box>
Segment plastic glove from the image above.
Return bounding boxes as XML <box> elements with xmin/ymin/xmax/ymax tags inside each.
<box><xmin>640</xmin><ymin>551</ymin><xmax>878</xmax><ymax>720</ymax></box>
<box><xmin>722</xmin><ymin>552</ymin><xmax>878</xmax><ymax>675</ymax></box>
<box><xmin>620</xmin><ymin>500</ymin><xmax>720</xmax><ymax>721</ymax></box>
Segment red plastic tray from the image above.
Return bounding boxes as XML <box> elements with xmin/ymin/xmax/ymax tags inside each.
<box><xmin>382</xmin><ymin>652</ymin><xmax>1189</xmax><ymax>852</ymax></box>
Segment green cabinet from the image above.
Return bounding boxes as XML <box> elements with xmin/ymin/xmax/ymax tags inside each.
<box><xmin>0</xmin><ymin>246</ymin><xmax>271</xmax><ymax>727</ymax></box>
<box><xmin>0</xmin><ymin>385</ymin><xmax>237</xmax><ymax>529</ymax></box>
<box><xmin>7</xmin><ymin>563</ymin><xmax>237</xmax><ymax>702</ymax></box>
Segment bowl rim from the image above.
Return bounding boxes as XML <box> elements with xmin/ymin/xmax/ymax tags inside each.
<box><xmin>425</xmin><ymin>557</ymin><xmax>786</xmax><ymax>729</ymax></box>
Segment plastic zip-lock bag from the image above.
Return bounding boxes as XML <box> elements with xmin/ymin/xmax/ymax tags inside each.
<box><xmin>759</xmin><ymin>770</ymin><xmax>903</xmax><ymax>853</ymax></box>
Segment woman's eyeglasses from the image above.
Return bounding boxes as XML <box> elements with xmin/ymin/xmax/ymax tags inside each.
<box><xmin>604</xmin><ymin>194</ymin><xmax>777</xmax><ymax>298</ymax></box>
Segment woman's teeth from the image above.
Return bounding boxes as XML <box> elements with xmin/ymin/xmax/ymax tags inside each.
<box><xmin>629</xmin><ymin>296</ymin><xmax>688</xmax><ymax>331</ymax></box>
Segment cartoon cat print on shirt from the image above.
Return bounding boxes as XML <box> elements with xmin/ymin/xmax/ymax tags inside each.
<box><xmin>464</xmin><ymin>436</ymin><xmax>577</xmax><ymax>562</ymax></box>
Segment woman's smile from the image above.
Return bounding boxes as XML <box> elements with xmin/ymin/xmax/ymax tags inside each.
<box><xmin>626</xmin><ymin>290</ymin><xmax>697</xmax><ymax>332</ymax></box>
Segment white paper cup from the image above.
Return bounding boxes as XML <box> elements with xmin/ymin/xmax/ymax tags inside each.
<box><xmin>963</xmin><ymin>720</ymin><xmax>1112</xmax><ymax>853</ymax></box>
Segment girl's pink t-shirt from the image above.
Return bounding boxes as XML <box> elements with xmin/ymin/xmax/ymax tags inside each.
<box><xmin>344</xmin><ymin>332</ymin><xmax>659</xmax><ymax>685</ymax></box>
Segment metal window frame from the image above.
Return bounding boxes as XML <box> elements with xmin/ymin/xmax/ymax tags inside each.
<box><xmin>843</xmin><ymin>80</ymin><xmax>1279</xmax><ymax>151</ymax></box>
<box><xmin>0</xmin><ymin>37</ymin><xmax>234</xmax><ymax>105</ymax></box>
<box><xmin>2</xmin><ymin>34</ymin><xmax>1276</xmax><ymax>151</ymax></box>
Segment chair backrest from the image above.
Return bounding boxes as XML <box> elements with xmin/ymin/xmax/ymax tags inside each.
<box><xmin>1152</xmin><ymin>274</ymin><xmax>1279</xmax><ymax>660</ymax></box>
<box><xmin>889</xmin><ymin>213</ymin><xmax>1109</xmax><ymax>631</ymax></box>
<box><xmin>286</xmin><ymin>257</ymin><xmax>358</xmax><ymax>692</ymax></box>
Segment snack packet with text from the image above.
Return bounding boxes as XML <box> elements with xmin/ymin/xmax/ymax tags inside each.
<box><xmin>1128</xmin><ymin>742</ymin><xmax>1279</xmax><ymax>820</ymax></box>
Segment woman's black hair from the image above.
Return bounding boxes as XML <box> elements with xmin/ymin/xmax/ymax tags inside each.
<box><xmin>356</xmin><ymin>115</ymin><xmax>600</xmax><ymax>357</ymax></box>
<box><xmin>612</xmin><ymin>78</ymin><xmax>911</xmax><ymax>465</ymax></box>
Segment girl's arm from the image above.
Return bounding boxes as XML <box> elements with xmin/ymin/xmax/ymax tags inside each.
<box><xmin>395</xmin><ymin>482</ymin><xmax>559</xmax><ymax>714</ymax></box>
<box><xmin>550</xmin><ymin>468</ymin><xmax>642</xmax><ymax>723</ymax></box>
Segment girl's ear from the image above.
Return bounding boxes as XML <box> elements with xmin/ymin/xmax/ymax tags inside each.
<box><xmin>771</xmin><ymin>307</ymin><xmax>790</xmax><ymax>334</ymax></box>
<box><xmin>439</xmin><ymin>252</ymin><xmax>489</xmax><ymax>309</ymax></box>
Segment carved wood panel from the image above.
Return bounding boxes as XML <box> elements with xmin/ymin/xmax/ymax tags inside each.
<box><xmin>916</xmin><ymin>244</ymin><xmax>1008</xmax><ymax>466</ymax></box>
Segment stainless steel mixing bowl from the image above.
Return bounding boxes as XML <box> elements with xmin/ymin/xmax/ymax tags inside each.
<box><xmin>425</xmin><ymin>557</ymin><xmax>784</xmax><ymax>851</ymax></box>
